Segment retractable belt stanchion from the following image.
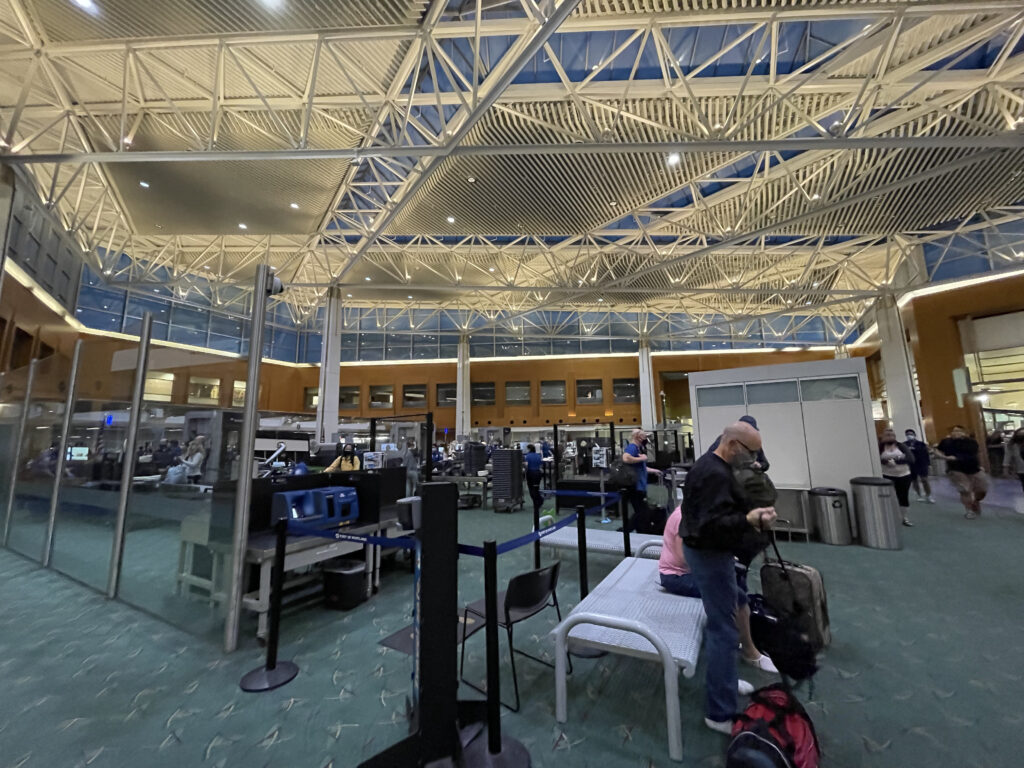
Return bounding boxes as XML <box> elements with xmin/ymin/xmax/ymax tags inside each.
<box><xmin>240</xmin><ymin>517</ymin><xmax>299</xmax><ymax>692</ymax></box>
<box><xmin>532</xmin><ymin>505</ymin><xmax>541</xmax><ymax>570</ymax></box>
<box><xmin>483</xmin><ymin>540</ymin><xmax>502</xmax><ymax>755</ymax></box>
<box><xmin>575</xmin><ymin>504</ymin><xmax>589</xmax><ymax>599</ymax></box>
<box><xmin>620</xmin><ymin>496</ymin><xmax>631</xmax><ymax>558</ymax></box>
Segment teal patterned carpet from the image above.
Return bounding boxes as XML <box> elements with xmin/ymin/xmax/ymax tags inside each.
<box><xmin>2</xmin><ymin>478</ymin><xmax>1023</xmax><ymax>768</ymax></box>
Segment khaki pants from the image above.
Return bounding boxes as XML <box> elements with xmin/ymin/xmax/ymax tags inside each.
<box><xmin>947</xmin><ymin>470</ymin><xmax>989</xmax><ymax>507</ymax></box>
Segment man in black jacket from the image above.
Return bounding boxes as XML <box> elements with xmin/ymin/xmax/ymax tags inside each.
<box><xmin>681</xmin><ymin>421</ymin><xmax>777</xmax><ymax>734</ymax></box>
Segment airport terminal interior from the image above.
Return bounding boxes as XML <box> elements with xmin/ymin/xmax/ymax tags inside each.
<box><xmin>1</xmin><ymin>1</ymin><xmax>1024</xmax><ymax>766</ymax></box>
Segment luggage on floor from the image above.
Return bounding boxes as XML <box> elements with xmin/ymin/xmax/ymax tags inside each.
<box><xmin>748</xmin><ymin>593</ymin><xmax>818</xmax><ymax>682</ymax></box>
<box><xmin>727</xmin><ymin>683</ymin><xmax>820</xmax><ymax>768</ymax></box>
<box><xmin>760</xmin><ymin>536</ymin><xmax>831</xmax><ymax>653</ymax></box>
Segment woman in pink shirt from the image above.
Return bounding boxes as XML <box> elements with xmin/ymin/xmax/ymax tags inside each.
<box><xmin>659</xmin><ymin>507</ymin><xmax>777</xmax><ymax>673</ymax></box>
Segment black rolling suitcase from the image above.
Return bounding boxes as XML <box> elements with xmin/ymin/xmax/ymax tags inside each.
<box><xmin>760</xmin><ymin>535</ymin><xmax>831</xmax><ymax>652</ymax></box>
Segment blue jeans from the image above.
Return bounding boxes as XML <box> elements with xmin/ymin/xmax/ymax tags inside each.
<box><xmin>660</xmin><ymin>569</ymin><xmax>749</xmax><ymax>607</ymax></box>
<box><xmin>684</xmin><ymin>544</ymin><xmax>741</xmax><ymax>721</ymax></box>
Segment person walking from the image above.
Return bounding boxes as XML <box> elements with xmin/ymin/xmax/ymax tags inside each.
<box><xmin>680</xmin><ymin>421</ymin><xmax>778</xmax><ymax>734</ymax></box>
<box><xmin>622</xmin><ymin>428</ymin><xmax>662</xmax><ymax>533</ymax></box>
<box><xmin>937</xmin><ymin>425</ymin><xmax>988</xmax><ymax>519</ymax></box>
<box><xmin>1002</xmin><ymin>427</ymin><xmax>1024</xmax><ymax>496</ymax></box>
<box><xmin>904</xmin><ymin>428</ymin><xmax>935</xmax><ymax>503</ymax></box>
<box><xmin>879</xmin><ymin>429</ymin><xmax>914</xmax><ymax>527</ymax></box>
<box><xmin>524</xmin><ymin>444</ymin><xmax>544</xmax><ymax>520</ymax></box>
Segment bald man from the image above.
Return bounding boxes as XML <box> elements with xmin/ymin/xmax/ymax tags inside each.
<box><xmin>680</xmin><ymin>421</ymin><xmax>777</xmax><ymax>734</ymax></box>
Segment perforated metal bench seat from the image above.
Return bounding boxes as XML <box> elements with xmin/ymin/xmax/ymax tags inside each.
<box><xmin>537</xmin><ymin>518</ymin><xmax>663</xmax><ymax>558</ymax></box>
<box><xmin>551</xmin><ymin>543</ymin><xmax>706</xmax><ymax>762</ymax></box>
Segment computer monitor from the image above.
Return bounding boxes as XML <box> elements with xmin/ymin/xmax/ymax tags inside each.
<box><xmin>66</xmin><ymin>446</ymin><xmax>89</xmax><ymax>462</ymax></box>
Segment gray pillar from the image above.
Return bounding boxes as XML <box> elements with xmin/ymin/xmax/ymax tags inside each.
<box><xmin>455</xmin><ymin>335</ymin><xmax>470</xmax><ymax>442</ymax></box>
<box><xmin>315</xmin><ymin>287</ymin><xmax>342</xmax><ymax>446</ymax></box>
<box><xmin>43</xmin><ymin>338</ymin><xmax>83</xmax><ymax>566</ymax></box>
<box><xmin>877</xmin><ymin>294</ymin><xmax>923</xmax><ymax>436</ymax></box>
<box><xmin>638</xmin><ymin>343</ymin><xmax>657</xmax><ymax>430</ymax></box>
<box><xmin>2</xmin><ymin>357</ymin><xmax>36</xmax><ymax>546</ymax></box>
<box><xmin>224</xmin><ymin>265</ymin><xmax>271</xmax><ymax>653</ymax></box>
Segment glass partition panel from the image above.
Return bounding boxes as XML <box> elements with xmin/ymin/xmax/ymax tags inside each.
<box><xmin>117</xmin><ymin>393</ymin><xmax>244</xmax><ymax>642</ymax></box>
<box><xmin>7</xmin><ymin>355</ymin><xmax>71</xmax><ymax>562</ymax></box>
<box><xmin>51</xmin><ymin>340</ymin><xmax>138</xmax><ymax>590</ymax></box>
<box><xmin>695</xmin><ymin>385</ymin><xmax>745</xmax><ymax>408</ymax></box>
<box><xmin>746</xmin><ymin>380</ymin><xmax>799</xmax><ymax>404</ymax></box>
<box><xmin>800</xmin><ymin>376</ymin><xmax>861</xmax><ymax>401</ymax></box>
<box><xmin>0</xmin><ymin>365</ymin><xmax>30</xmax><ymax>550</ymax></box>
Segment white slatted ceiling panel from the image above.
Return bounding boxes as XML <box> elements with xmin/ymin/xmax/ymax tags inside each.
<box><xmin>572</xmin><ymin>0</ymin><xmax>982</xmax><ymax>16</ymax></box>
<box><xmin>26</xmin><ymin>0</ymin><xmax>427</xmax><ymax>43</ymax></box>
<box><xmin>390</xmin><ymin>92</ymin><xmax>849</xmax><ymax>236</ymax></box>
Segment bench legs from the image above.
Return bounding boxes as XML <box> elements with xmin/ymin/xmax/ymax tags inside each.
<box><xmin>553</xmin><ymin>612</ymin><xmax>683</xmax><ymax>763</ymax></box>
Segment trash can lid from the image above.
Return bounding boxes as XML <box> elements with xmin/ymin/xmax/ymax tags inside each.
<box><xmin>808</xmin><ymin>487</ymin><xmax>845</xmax><ymax>496</ymax></box>
<box><xmin>849</xmin><ymin>476</ymin><xmax>893</xmax><ymax>486</ymax></box>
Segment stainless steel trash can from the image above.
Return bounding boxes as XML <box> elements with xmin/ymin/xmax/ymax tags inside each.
<box><xmin>850</xmin><ymin>477</ymin><xmax>902</xmax><ymax>550</ymax></box>
<box><xmin>808</xmin><ymin>487</ymin><xmax>852</xmax><ymax>545</ymax></box>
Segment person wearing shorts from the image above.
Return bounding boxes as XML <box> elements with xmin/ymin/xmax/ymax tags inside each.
<box><xmin>937</xmin><ymin>425</ymin><xmax>988</xmax><ymax>519</ymax></box>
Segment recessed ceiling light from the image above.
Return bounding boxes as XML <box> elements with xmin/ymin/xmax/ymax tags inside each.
<box><xmin>238</xmin><ymin>223</ymin><xmax>247</xmax><ymax>230</ymax></box>
<box><xmin>488</xmin><ymin>267</ymin><xmax>495</xmax><ymax>272</ymax></box>
<box><xmin>153</xmin><ymin>289</ymin><xmax>159</xmax><ymax>293</ymax></box>
<box><xmin>810</xmin><ymin>193</ymin><xmax>820</xmax><ymax>200</ymax></box>
<box><xmin>591</xmin><ymin>64</ymin><xmax>599</xmax><ymax>71</ymax></box>
<box><xmin>346</xmin><ymin>293</ymin><xmax>352</xmax><ymax>298</ymax></box>
<box><xmin>103</xmin><ymin>269</ymin><xmax>112</xmax><ymax>275</ymax></box>
<box><xmin>610</xmin><ymin>201</ymin><xmax>618</xmax><ymax>207</ymax></box>
<box><xmin>122</xmin><ymin>137</ymin><xmax>132</xmax><ymax>146</ymax></box>
<box><xmin>71</xmin><ymin>0</ymin><xmax>99</xmax><ymax>15</ymax></box>
<box><xmin>364</xmin><ymin>276</ymin><xmax>371</xmax><ymax>281</ymax></box>
<box><xmin>446</xmin><ymin>216</ymin><xmax>455</xmax><ymax>224</ymax></box>
<box><xmin>407</xmin><ymin>295</ymin><xmax>413</xmax><ymax>299</ymax></box>
<box><xmin>138</xmin><ymin>180</ymin><xmax>149</xmax><ymax>188</ymax></box>
<box><xmin>289</xmin><ymin>202</ymin><xmax>299</xmax><ymax>209</ymax></box>
<box><xmin>667</xmin><ymin>152</ymin><xmax>681</xmax><ymax>166</ymax></box>
<box><xmin>597</xmin><ymin>297</ymin><xmax>604</xmax><ymax>302</ymax></box>
<box><xmin>467</xmin><ymin>176</ymin><xmax>476</xmax><ymax>183</ymax></box>
<box><xmin>203</xmin><ymin>265</ymin><xmax>210</xmax><ymax>270</ymax></box>
<box><xmin>713</xmin><ymin>122</ymin><xmax>723</xmax><ymax>130</ymax></box>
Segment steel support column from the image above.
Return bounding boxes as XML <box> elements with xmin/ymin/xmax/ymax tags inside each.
<box><xmin>315</xmin><ymin>286</ymin><xmax>343</xmax><ymax>446</ymax></box>
<box><xmin>877</xmin><ymin>295</ymin><xmax>923</xmax><ymax>436</ymax></box>
<box><xmin>42</xmin><ymin>338</ymin><xmax>82</xmax><ymax>567</ymax></box>
<box><xmin>638</xmin><ymin>344</ymin><xmax>658</xmax><ymax>431</ymax></box>
<box><xmin>455</xmin><ymin>335</ymin><xmax>471</xmax><ymax>442</ymax></box>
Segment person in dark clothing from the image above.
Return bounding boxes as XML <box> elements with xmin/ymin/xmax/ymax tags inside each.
<box><xmin>937</xmin><ymin>425</ymin><xmax>988</xmax><ymax>519</ymax></box>
<box><xmin>1003</xmin><ymin>428</ymin><xmax>1024</xmax><ymax>495</ymax></box>
<box><xmin>680</xmin><ymin>421</ymin><xmax>778</xmax><ymax>734</ymax></box>
<box><xmin>904</xmin><ymin>428</ymin><xmax>934</xmax><ymax>503</ymax></box>
<box><xmin>524</xmin><ymin>444</ymin><xmax>544</xmax><ymax>519</ymax></box>
<box><xmin>622</xmin><ymin>428</ymin><xmax>662</xmax><ymax>533</ymax></box>
<box><xmin>707</xmin><ymin>414</ymin><xmax>770</xmax><ymax>471</ymax></box>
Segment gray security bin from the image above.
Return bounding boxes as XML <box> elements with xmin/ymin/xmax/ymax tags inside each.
<box><xmin>850</xmin><ymin>477</ymin><xmax>902</xmax><ymax>550</ymax></box>
<box><xmin>808</xmin><ymin>487</ymin><xmax>851</xmax><ymax>545</ymax></box>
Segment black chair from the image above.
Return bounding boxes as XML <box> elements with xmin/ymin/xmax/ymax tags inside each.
<box><xmin>459</xmin><ymin>561</ymin><xmax>564</xmax><ymax>711</ymax></box>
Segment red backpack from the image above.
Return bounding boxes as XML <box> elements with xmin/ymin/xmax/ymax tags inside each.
<box><xmin>727</xmin><ymin>684</ymin><xmax>820</xmax><ymax>768</ymax></box>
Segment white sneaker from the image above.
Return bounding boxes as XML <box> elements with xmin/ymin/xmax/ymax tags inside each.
<box><xmin>705</xmin><ymin>717</ymin><xmax>734</xmax><ymax>735</ymax></box>
<box><xmin>915</xmin><ymin>496</ymin><xmax>926</xmax><ymax>503</ymax></box>
<box><xmin>743</xmin><ymin>654</ymin><xmax>779</xmax><ymax>674</ymax></box>
<box><xmin>927</xmin><ymin>496</ymin><xmax>936</xmax><ymax>504</ymax></box>
<box><xmin>737</xmin><ymin>679</ymin><xmax>754</xmax><ymax>696</ymax></box>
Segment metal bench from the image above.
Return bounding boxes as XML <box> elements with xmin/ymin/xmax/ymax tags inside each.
<box><xmin>537</xmin><ymin>514</ymin><xmax>663</xmax><ymax>558</ymax></box>
<box><xmin>551</xmin><ymin>541</ymin><xmax>706</xmax><ymax>762</ymax></box>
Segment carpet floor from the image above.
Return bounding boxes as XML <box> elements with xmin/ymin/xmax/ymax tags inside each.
<box><xmin>1</xmin><ymin>476</ymin><xmax>1023</xmax><ymax>767</ymax></box>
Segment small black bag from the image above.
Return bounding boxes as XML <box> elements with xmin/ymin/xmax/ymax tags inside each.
<box><xmin>607</xmin><ymin>460</ymin><xmax>636</xmax><ymax>489</ymax></box>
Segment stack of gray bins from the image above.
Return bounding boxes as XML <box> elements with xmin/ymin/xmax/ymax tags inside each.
<box><xmin>491</xmin><ymin>448</ymin><xmax>523</xmax><ymax>513</ymax></box>
<box><xmin>463</xmin><ymin>442</ymin><xmax>488</xmax><ymax>475</ymax></box>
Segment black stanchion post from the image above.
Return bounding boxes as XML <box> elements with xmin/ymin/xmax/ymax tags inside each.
<box><xmin>553</xmin><ymin>424</ymin><xmax>561</xmax><ymax>484</ymax></box>
<box><xmin>620</xmin><ymin>496</ymin><xmax>631</xmax><ymax>558</ymax></box>
<box><xmin>532</xmin><ymin>504</ymin><xmax>541</xmax><ymax>570</ymax></box>
<box><xmin>576</xmin><ymin>504</ymin><xmax>589</xmax><ymax>599</ymax></box>
<box><xmin>240</xmin><ymin>518</ymin><xmax>299</xmax><ymax>692</ymax></box>
<box><xmin>369</xmin><ymin>418</ymin><xmax>377</xmax><ymax>452</ymax></box>
<box><xmin>483</xmin><ymin>540</ymin><xmax>501</xmax><ymax>755</ymax></box>
<box><xmin>424</xmin><ymin>412</ymin><xmax>434</xmax><ymax>482</ymax></box>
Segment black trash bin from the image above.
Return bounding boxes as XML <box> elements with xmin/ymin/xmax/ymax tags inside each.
<box><xmin>323</xmin><ymin>559</ymin><xmax>367</xmax><ymax>610</ymax></box>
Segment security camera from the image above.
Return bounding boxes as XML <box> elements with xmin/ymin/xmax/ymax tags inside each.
<box><xmin>267</xmin><ymin>275</ymin><xmax>285</xmax><ymax>296</ymax></box>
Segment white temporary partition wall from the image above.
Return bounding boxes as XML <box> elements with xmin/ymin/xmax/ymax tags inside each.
<box><xmin>689</xmin><ymin>358</ymin><xmax>877</xmax><ymax>496</ymax></box>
